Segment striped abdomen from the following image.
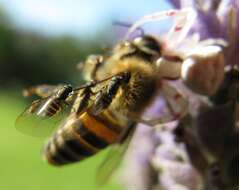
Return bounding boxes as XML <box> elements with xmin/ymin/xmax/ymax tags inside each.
<box><xmin>37</xmin><ymin>99</ymin><xmax>62</xmax><ymax>117</ymax></box>
<box><xmin>43</xmin><ymin>111</ymin><xmax>124</xmax><ymax>166</ymax></box>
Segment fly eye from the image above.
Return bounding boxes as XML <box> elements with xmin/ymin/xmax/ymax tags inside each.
<box><xmin>66</xmin><ymin>86</ymin><xmax>73</xmax><ymax>94</ymax></box>
<box><xmin>56</xmin><ymin>85</ymin><xmax>72</xmax><ymax>99</ymax></box>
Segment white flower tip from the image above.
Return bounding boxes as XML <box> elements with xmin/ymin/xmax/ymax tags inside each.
<box><xmin>157</xmin><ymin>57</ymin><xmax>182</xmax><ymax>78</ymax></box>
<box><xmin>186</xmin><ymin>45</ymin><xmax>224</xmax><ymax>59</ymax></box>
<box><xmin>181</xmin><ymin>45</ymin><xmax>225</xmax><ymax>96</ymax></box>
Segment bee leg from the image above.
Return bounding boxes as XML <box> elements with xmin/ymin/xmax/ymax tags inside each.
<box><xmin>89</xmin><ymin>55</ymin><xmax>104</xmax><ymax>81</ymax></box>
<box><xmin>78</xmin><ymin>55</ymin><xmax>104</xmax><ymax>81</ymax></box>
<box><xmin>90</xmin><ymin>72</ymin><xmax>131</xmax><ymax>115</ymax></box>
<box><xmin>23</xmin><ymin>84</ymin><xmax>63</xmax><ymax>98</ymax></box>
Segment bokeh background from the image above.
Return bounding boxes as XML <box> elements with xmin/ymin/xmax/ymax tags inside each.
<box><xmin>0</xmin><ymin>1</ymin><xmax>171</xmax><ymax>190</ymax></box>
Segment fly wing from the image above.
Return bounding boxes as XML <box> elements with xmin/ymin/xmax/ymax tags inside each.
<box><xmin>15</xmin><ymin>99</ymin><xmax>71</xmax><ymax>137</ymax></box>
<box><xmin>15</xmin><ymin>75</ymin><xmax>122</xmax><ymax>137</ymax></box>
<box><xmin>23</xmin><ymin>84</ymin><xmax>65</xmax><ymax>98</ymax></box>
<box><xmin>96</xmin><ymin>123</ymin><xmax>136</xmax><ymax>186</ymax></box>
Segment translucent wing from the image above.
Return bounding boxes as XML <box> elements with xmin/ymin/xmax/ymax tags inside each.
<box><xmin>96</xmin><ymin>123</ymin><xmax>137</xmax><ymax>185</ymax></box>
<box><xmin>23</xmin><ymin>84</ymin><xmax>62</xmax><ymax>98</ymax></box>
<box><xmin>15</xmin><ymin>98</ymin><xmax>70</xmax><ymax>137</ymax></box>
<box><xmin>72</xmin><ymin>74</ymin><xmax>124</xmax><ymax>116</ymax></box>
<box><xmin>15</xmin><ymin>76</ymin><xmax>114</xmax><ymax>137</ymax></box>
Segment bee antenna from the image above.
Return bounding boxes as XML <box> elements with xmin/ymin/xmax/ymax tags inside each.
<box><xmin>113</xmin><ymin>21</ymin><xmax>144</xmax><ymax>37</ymax></box>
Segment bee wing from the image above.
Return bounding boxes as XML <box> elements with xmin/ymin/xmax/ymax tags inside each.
<box><xmin>72</xmin><ymin>75</ymin><xmax>118</xmax><ymax>116</ymax></box>
<box><xmin>15</xmin><ymin>99</ymin><xmax>71</xmax><ymax>137</ymax></box>
<box><xmin>71</xmin><ymin>86</ymin><xmax>101</xmax><ymax>115</ymax></box>
<box><xmin>96</xmin><ymin>123</ymin><xmax>136</xmax><ymax>185</ymax></box>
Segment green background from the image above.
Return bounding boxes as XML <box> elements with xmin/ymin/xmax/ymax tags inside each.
<box><xmin>0</xmin><ymin>92</ymin><xmax>122</xmax><ymax>190</ymax></box>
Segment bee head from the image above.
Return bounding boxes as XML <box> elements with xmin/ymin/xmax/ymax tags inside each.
<box><xmin>133</xmin><ymin>35</ymin><xmax>162</xmax><ymax>57</ymax></box>
<box><xmin>114</xmin><ymin>35</ymin><xmax>162</xmax><ymax>62</ymax></box>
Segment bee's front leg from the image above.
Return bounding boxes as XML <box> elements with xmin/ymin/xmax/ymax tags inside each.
<box><xmin>90</xmin><ymin>72</ymin><xmax>131</xmax><ymax>115</ymax></box>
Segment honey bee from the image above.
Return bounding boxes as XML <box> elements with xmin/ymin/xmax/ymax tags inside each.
<box><xmin>41</xmin><ymin>34</ymin><xmax>189</xmax><ymax>185</ymax></box>
<box><xmin>17</xmin><ymin>8</ymin><xmax>199</xmax><ymax>183</ymax></box>
<box><xmin>16</xmin><ymin>34</ymin><xmax>189</xmax><ymax>184</ymax></box>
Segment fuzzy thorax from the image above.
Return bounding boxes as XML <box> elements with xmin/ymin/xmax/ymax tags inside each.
<box><xmin>106</xmin><ymin>58</ymin><xmax>159</xmax><ymax>116</ymax></box>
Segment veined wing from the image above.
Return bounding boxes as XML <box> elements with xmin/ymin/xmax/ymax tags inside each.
<box><xmin>15</xmin><ymin>98</ymin><xmax>70</xmax><ymax>137</ymax></box>
<box><xmin>96</xmin><ymin>123</ymin><xmax>136</xmax><ymax>185</ymax></box>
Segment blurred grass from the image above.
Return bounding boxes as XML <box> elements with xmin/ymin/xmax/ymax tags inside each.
<box><xmin>0</xmin><ymin>92</ymin><xmax>122</xmax><ymax>190</ymax></box>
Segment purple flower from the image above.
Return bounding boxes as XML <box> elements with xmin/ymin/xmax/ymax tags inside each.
<box><xmin>172</xmin><ymin>0</ymin><xmax>239</xmax><ymax>67</ymax></box>
<box><xmin>120</xmin><ymin>1</ymin><xmax>239</xmax><ymax>190</ymax></box>
<box><xmin>120</xmin><ymin>125</ymin><xmax>159</xmax><ymax>190</ymax></box>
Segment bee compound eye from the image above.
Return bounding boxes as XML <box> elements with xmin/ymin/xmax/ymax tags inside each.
<box><xmin>134</xmin><ymin>35</ymin><xmax>161</xmax><ymax>55</ymax></box>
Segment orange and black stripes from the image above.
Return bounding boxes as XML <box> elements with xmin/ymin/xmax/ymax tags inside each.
<box><xmin>80</xmin><ymin>112</ymin><xmax>119</xmax><ymax>144</ymax></box>
<box><xmin>43</xmin><ymin>111</ymin><xmax>124</xmax><ymax>166</ymax></box>
<box><xmin>94</xmin><ymin>110</ymin><xmax>124</xmax><ymax>134</ymax></box>
<box><xmin>72</xmin><ymin>122</ymin><xmax>108</xmax><ymax>149</ymax></box>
